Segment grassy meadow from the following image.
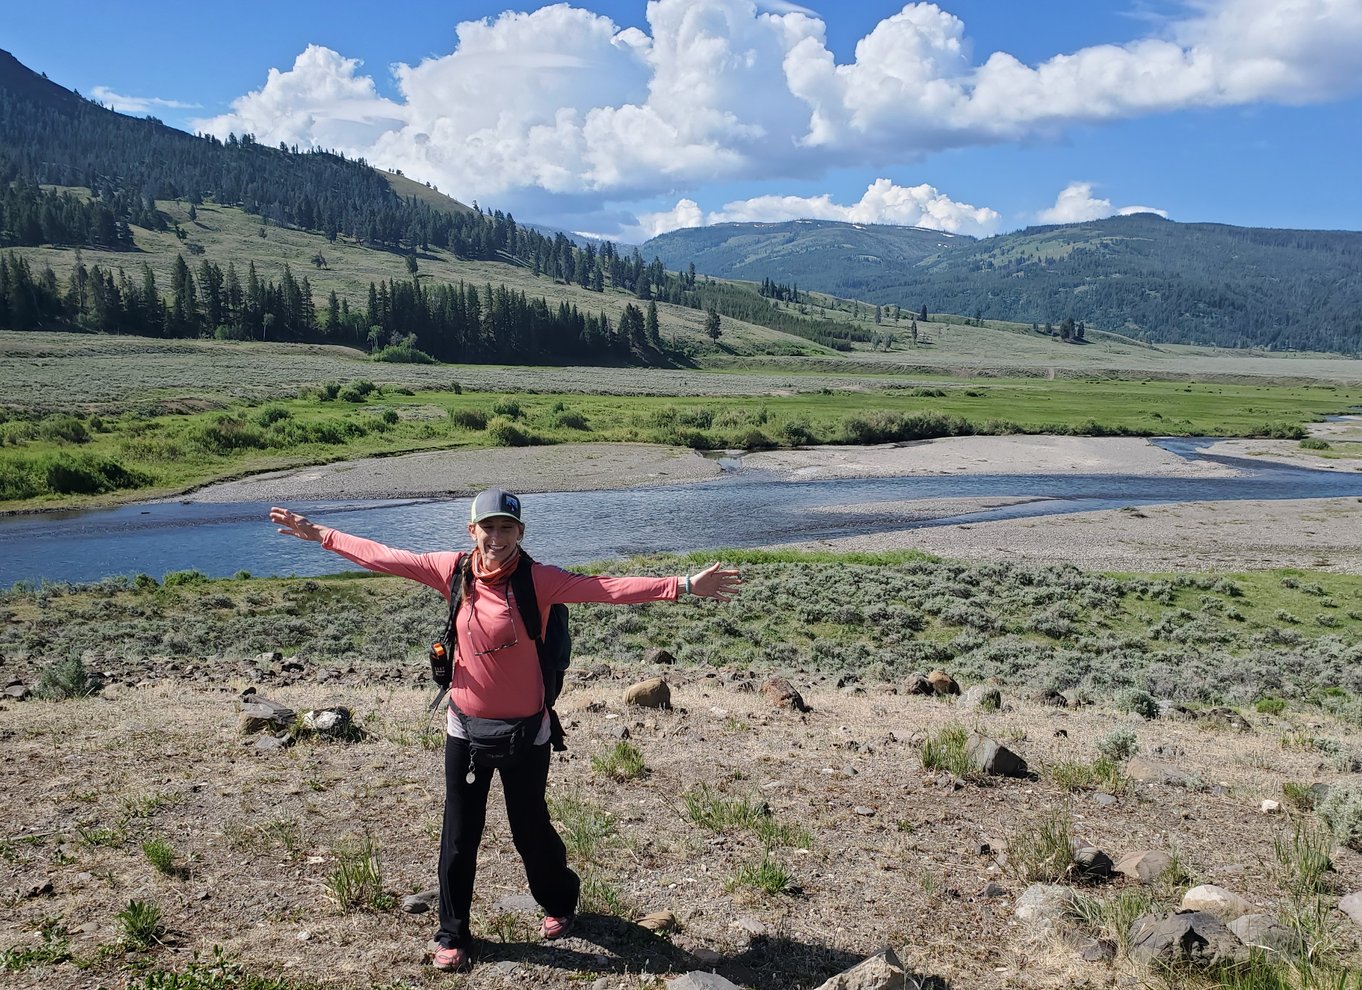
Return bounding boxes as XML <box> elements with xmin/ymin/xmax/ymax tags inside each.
<box><xmin>2</xmin><ymin>352</ymin><xmax>1360</xmax><ymax>507</ymax></box>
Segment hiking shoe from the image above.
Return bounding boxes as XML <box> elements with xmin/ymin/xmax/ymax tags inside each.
<box><xmin>431</xmin><ymin>945</ymin><xmax>468</xmax><ymax>971</ymax></box>
<box><xmin>540</xmin><ymin>914</ymin><xmax>574</xmax><ymax>940</ymax></box>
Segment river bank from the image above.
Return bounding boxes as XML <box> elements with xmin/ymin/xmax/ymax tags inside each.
<box><xmin>168</xmin><ymin>435</ymin><xmax>1362</xmax><ymax>574</ymax></box>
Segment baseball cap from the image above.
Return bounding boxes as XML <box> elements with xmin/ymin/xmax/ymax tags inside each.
<box><xmin>470</xmin><ymin>488</ymin><xmax>522</xmax><ymax>525</ymax></box>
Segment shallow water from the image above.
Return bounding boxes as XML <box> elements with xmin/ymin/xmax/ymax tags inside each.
<box><xmin>3</xmin><ymin>439</ymin><xmax>1361</xmax><ymax>586</ymax></box>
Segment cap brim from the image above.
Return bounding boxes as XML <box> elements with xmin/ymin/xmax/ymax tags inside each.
<box><xmin>471</xmin><ymin>511</ymin><xmax>522</xmax><ymax>525</ymax></box>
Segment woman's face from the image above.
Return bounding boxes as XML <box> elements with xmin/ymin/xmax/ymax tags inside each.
<box><xmin>467</xmin><ymin>516</ymin><xmax>524</xmax><ymax>565</ymax></box>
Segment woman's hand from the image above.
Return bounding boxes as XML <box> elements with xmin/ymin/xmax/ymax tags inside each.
<box><xmin>687</xmin><ymin>562</ymin><xmax>742</xmax><ymax>601</ymax></box>
<box><xmin>269</xmin><ymin>506</ymin><xmax>325</xmax><ymax>543</ymax></box>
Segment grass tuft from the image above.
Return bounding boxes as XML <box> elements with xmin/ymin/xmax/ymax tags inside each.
<box><xmin>325</xmin><ymin>836</ymin><xmax>392</xmax><ymax>912</ymax></box>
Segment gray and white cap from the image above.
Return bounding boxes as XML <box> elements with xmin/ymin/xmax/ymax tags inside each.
<box><xmin>469</xmin><ymin>488</ymin><xmax>522</xmax><ymax>525</ymax></box>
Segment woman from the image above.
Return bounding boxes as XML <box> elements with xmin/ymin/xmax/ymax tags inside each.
<box><xmin>269</xmin><ymin>490</ymin><xmax>740</xmax><ymax>971</ymax></box>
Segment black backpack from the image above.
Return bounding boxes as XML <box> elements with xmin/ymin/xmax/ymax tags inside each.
<box><xmin>428</xmin><ymin>550</ymin><xmax>571</xmax><ymax>750</ymax></box>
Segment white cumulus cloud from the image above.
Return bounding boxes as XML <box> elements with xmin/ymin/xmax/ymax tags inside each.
<box><xmin>191</xmin><ymin>0</ymin><xmax>1362</xmax><ymax>236</ymax></box>
<box><xmin>1036</xmin><ymin>182</ymin><xmax>1169</xmax><ymax>224</ymax></box>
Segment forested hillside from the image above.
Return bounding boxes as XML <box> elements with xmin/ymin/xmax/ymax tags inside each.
<box><xmin>0</xmin><ymin>51</ymin><xmax>873</xmax><ymax>362</ymax></box>
<box><xmin>645</xmin><ymin>213</ymin><xmax>1362</xmax><ymax>353</ymax></box>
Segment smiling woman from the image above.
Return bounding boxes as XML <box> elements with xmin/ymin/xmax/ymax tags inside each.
<box><xmin>266</xmin><ymin>490</ymin><xmax>739</xmax><ymax>972</ymax></box>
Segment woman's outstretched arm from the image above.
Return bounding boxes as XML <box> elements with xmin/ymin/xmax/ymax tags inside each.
<box><xmin>268</xmin><ymin>505</ymin><xmax>459</xmax><ymax>594</ymax></box>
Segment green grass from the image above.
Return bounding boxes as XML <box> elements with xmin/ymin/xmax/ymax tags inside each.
<box><xmin>325</xmin><ymin>836</ymin><xmax>392</xmax><ymax>912</ymax></box>
<box><xmin>142</xmin><ymin>838</ymin><xmax>178</xmax><ymax>876</ymax></box>
<box><xmin>547</xmin><ymin>794</ymin><xmax>618</xmax><ymax>866</ymax></box>
<box><xmin>681</xmin><ymin>785</ymin><xmax>771</xmax><ymax>832</ymax></box>
<box><xmin>591</xmin><ymin>741</ymin><xmax>648</xmax><ymax>780</ymax></box>
<box><xmin>117</xmin><ymin>899</ymin><xmax>164</xmax><ymax>949</ymax></box>
<box><xmin>727</xmin><ymin>855</ymin><xmax>798</xmax><ymax>896</ymax></box>
<box><xmin>1008</xmin><ymin>811</ymin><xmax>1077</xmax><ymax>884</ymax></box>
<box><xmin>919</xmin><ymin>724</ymin><xmax>979</xmax><ymax>780</ymax></box>
<box><xmin>4</xmin><ymin>327</ymin><xmax>1362</xmax><ymax>506</ymax></box>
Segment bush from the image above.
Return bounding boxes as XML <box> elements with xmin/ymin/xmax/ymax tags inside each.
<box><xmin>253</xmin><ymin>405</ymin><xmax>291</xmax><ymax>426</ymax></box>
<box><xmin>317</xmin><ymin>381</ymin><xmax>341</xmax><ymax>401</ymax></box>
<box><xmin>491</xmin><ymin>398</ymin><xmax>524</xmax><ymax>419</ymax></box>
<box><xmin>551</xmin><ymin>410</ymin><xmax>591</xmax><ymax>431</ymax></box>
<box><xmin>36</xmin><ymin>655</ymin><xmax>102</xmax><ymax>700</ymax></box>
<box><xmin>487</xmin><ymin>418</ymin><xmax>539</xmax><ymax>447</ymax></box>
<box><xmin>1317</xmin><ymin>786</ymin><xmax>1362</xmax><ymax>851</ymax></box>
<box><xmin>371</xmin><ymin>344</ymin><xmax>436</xmax><ymax>364</ymax></box>
<box><xmin>37</xmin><ymin>414</ymin><xmax>90</xmax><ymax>444</ymax></box>
<box><xmin>162</xmin><ymin>569</ymin><xmax>209</xmax><ymax>587</ymax></box>
<box><xmin>337</xmin><ymin>379</ymin><xmax>376</xmax><ymax>403</ymax></box>
<box><xmin>192</xmin><ymin>415</ymin><xmax>267</xmax><ymax>454</ymax></box>
<box><xmin>450</xmin><ymin>409</ymin><xmax>489</xmax><ymax>430</ymax></box>
<box><xmin>1116</xmin><ymin>688</ymin><xmax>1160</xmax><ymax>720</ymax></box>
<box><xmin>1299</xmin><ymin>437</ymin><xmax>1331</xmax><ymax>450</ymax></box>
<box><xmin>1096</xmin><ymin>727</ymin><xmax>1138</xmax><ymax>761</ymax></box>
<box><xmin>1255</xmin><ymin>697</ymin><xmax>1287</xmax><ymax>715</ymax></box>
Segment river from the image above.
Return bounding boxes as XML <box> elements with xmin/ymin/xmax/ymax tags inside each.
<box><xmin>3</xmin><ymin>439</ymin><xmax>1361</xmax><ymax>587</ymax></box>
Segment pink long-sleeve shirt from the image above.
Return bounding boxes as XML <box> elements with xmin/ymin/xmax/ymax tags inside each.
<box><xmin>320</xmin><ymin>530</ymin><xmax>678</xmax><ymax>727</ymax></box>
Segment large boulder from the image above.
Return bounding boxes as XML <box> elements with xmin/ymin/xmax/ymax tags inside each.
<box><xmin>904</xmin><ymin>673</ymin><xmax>934</xmax><ymax>696</ymax></box>
<box><xmin>966</xmin><ymin>733</ymin><xmax>1028</xmax><ymax>777</ymax></box>
<box><xmin>810</xmin><ymin>947</ymin><xmax>910</xmax><ymax>990</ymax></box>
<box><xmin>1229</xmin><ymin>914</ymin><xmax>1295</xmax><ymax>953</ymax></box>
<box><xmin>1129</xmin><ymin>910</ymin><xmax>1245</xmax><ymax>966</ymax></box>
<box><xmin>239</xmin><ymin>696</ymin><xmax>295</xmax><ymax>734</ymax></box>
<box><xmin>760</xmin><ymin>676</ymin><xmax>808</xmax><ymax>712</ymax></box>
<box><xmin>926</xmin><ymin>670</ymin><xmax>960</xmax><ymax>696</ymax></box>
<box><xmin>625</xmin><ymin>677</ymin><xmax>671</xmax><ymax>709</ymax></box>
<box><xmin>1114</xmin><ymin>850</ymin><xmax>1174</xmax><ymax>884</ymax></box>
<box><xmin>960</xmin><ymin>685</ymin><xmax>1001</xmax><ymax>712</ymax></box>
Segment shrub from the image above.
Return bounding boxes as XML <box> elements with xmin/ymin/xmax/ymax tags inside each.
<box><xmin>551</xmin><ymin>409</ymin><xmax>591</xmax><ymax>431</ymax></box>
<box><xmin>1317</xmin><ymin>786</ymin><xmax>1362</xmax><ymax>851</ymax></box>
<box><xmin>1116</xmin><ymin>688</ymin><xmax>1160</xmax><ymax>720</ymax></box>
<box><xmin>337</xmin><ymin>379</ymin><xmax>376</xmax><ymax>403</ymax></box>
<box><xmin>192</xmin><ymin>415</ymin><xmax>267</xmax><ymax>454</ymax></box>
<box><xmin>371</xmin><ymin>344</ymin><xmax>436</xmax><ymax>363</ymax></box>
<box><xmin>487</xmin><ymin>418</ymin><xmax>539</xmax><ymax>447</ymax></box>
<box><xmin>162</xmin><ymin>569</ymin><xmax>209</xmax><ymax>587</ymax></box>
<box><xmin>116</xmin><ymin>899</ymin><xmax>164</xmax><ymax>949</ymax></box>
<box><xmin>39</xmin><ymin>454</ymin><xmax>148</xmax><ymax>495</ymax></box>
<box><xmin>591</xmin><ymin>741</ymin><xmax>647</xmax><ymax>780</ymax></box>
<box><xmin>1096</xmin><ymin>727</ymin><xmax>1138</xmax><ymax>761</ymax></box>
<box><xmin>1255</xmin><ymin>697</ymin><xmax>1287</xmax><ymax>715</ymax></box>
<box><xmin>449</xmin><ymin>409</ymin><xmax>488</xmax><ymax>430</ymax></box>
<box><xmin>491</xmin><ymin>398</ymin><xmax>523</xmax><ymax>418</ymax></box>
<box><xmin>36</xmin><ymin>655</ymin><xmax>101</xmax><ymax>700</ymax></box>
<box><xmin>1008</xmin><ymin>811</ymin><xmax>1076</xmax><ymax>884</ymax></box>
<box><xmin>37</xmin><ymin>414</ymin><xmax>90</xmax><ymax>444</ymax></box>
<box><xmin>1300</xmin><ymin>437</ymin><xmax>1331</xmax><ymax>450</ymax></box>
<box><xmin>252</xmin><ymin>405</ymin><xmax>291</xmax><ymax>427</ymax></box>
<box><xmin>318</xmin><ymin>381</ymin><xmax>341</xmax><ymax>401</ymax></box>
<box><xmin>920</xmin><ymin>724</ymin><xmax>977</xmax><ymax>780</ymax></box>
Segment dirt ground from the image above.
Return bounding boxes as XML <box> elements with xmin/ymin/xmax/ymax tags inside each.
<box><xmin>4</xmin><ymin>669</ymin><xmax>1359</xmax><ymax>990</ymax></box>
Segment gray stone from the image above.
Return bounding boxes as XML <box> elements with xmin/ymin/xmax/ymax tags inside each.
<box><xmin>667</xmin><ymin>974</ymin><xmax>744</xmax><ymax>990</ymax></box>
<box><xmin>253</xmin><ymin>733</ymin><xmax>292</xmax><ymax>752</ymax></box>
<box><xmin>401</xmin><ymin>888</ymin><xmax>439</xmax><ymax>914</ymax></box>
<box><xmin>3</xmin><ymin>683</ymin><xmax>30</xmax><ymax>700</ymax></box>
<box><xmin>1129</xmin><ymin>910</ymin><xmax>1245</xmax><ymax>966</ymax></box>
<box><xmin>1338</xmin><ymin>890</ymin><xmax>1362</xmax><ymax>928</ymax></box>
<box><xmin>927</xmin><ymin>670</ymin><xmax>960</xmax><ymax>696</ymax></box>
<box><xmin>1114</xmin><ymin>850</ymin><xmax>1173</xmax><ymax>883</ymax></box>
<box><xmin>980</xmin><ymin>882</ymin><xmax>1007</xmax><ymax>898</ymax></box>
<box><xmin>731</xmin><ymin>917</ymin><xmax>766</xmax><ymax>937</ymax></box>
<box><xmin>1229</xmin><ymin>913</ymin><xmax>1295</xmax><ymax>952</ymax></box>
<box><xmin>1126</xmin><ymin>756</ymin><xmax>1197</xmax><ymax>788</ymax></box>
<box><xmin>301</xmin><ymin>706</ymin><xmax>353</xmax><ymax>737</ymax></box>
<box><xmin>1181</xmin><ymin>884</ymin><xmax>1253</xmax><ymax>920</ymax></box>
<box><xmin>810</xmin><ymin>946</ymin><xmax>909</xmax><ymax>990</ymax></box>
<box><xmin>1071</xmin><ymin>840</ymin><xmax>1114</xmax><ymax>881</ymax></box>
<box><xmin>1034</xmin><ymin>688</ymin><xmax>1068</xmax><ymax>708</ymax></box>
<box><xmin>239</xmin><ymin>696</ymin><xmax>295</xmax><ymax>734</ymax></box>
<box><xmin>960</xmin><ymin>685</ymin><xmax>1002</xmax><ymax>711</ymax></box>
<box><xmin>1015</xmin><ymin>883</ymin><xmax>1078</xmax><ymax>931</ymax></box>
<box><xmin>1078</xmin><ymin>938</ymin><xmax>1116</xmax><ymax>962</ymax></box>
<box><xmin>854</xmin><ymin>806</ymin><xmax>876</xmax><ymax>816</ymax></box>
<box><xmin>1093</xmin><ymin>793</ymin><xmax>1118</xmax><ymax>807</ymax></box>
<box><xmin>904</xmin><ymin>673</ymin><xmax>934</xmax><ymax>696</ymax></box>
<box><xmin>761</xmin><ymin>676</ymin><xmax>808</xmax><ymax>712</ymax></box>
<box><xmin>965</xmin><ymin>733</ymin><xmax>1029</xmax><ymax>777</ymax></box>
<box><xmin>601</xmin><ymin>722</ymin><xmax>631</xmax><ymax>740</ymax></box>
<box><xmin>625</xmin><ymin>677</ymin><xmax>671</xmax><ymax>709</ymax></box>
<box><xmin>1199</xmin><ymin>706</ymin><xmax>1252</xmax><ymax>732</ymax></box>
<box><xmin>643</xmin><ymin>647</ymin><xmax>676</xmax><ymax>665</ymax></box>
<box><xmin>492</xmin><ymin>893</ymin><xmax>540</xmax><ymax>913</ymax></box>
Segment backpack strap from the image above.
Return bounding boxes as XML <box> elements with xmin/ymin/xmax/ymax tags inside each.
<box><xmin>427</xmin><ymin>554</ymin><xmax>473</xmax><ymax>713</ymax></box>
<box><xmin>509</xmin><ymin>550</ymin><xmax>567</xmax><ymax>751</ymax></box>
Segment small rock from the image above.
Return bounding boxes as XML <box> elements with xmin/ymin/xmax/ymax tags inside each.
<box><xmin>1071</xmin><ymin>840</ymin><xmax>1114</xmax><ymax>881</ymax></box>
<box><xmin>1078</xmin><ymin>938</ymin><xmax>1117</xmax><ymax>962</ymax></box>
<box><xmin>239</xmin><ymin>696</ymin><xmax>295</xmax><ymax>734</ymax></box>
<box><xmin>3</xmin><ymin>683</ymin><xmax>30</xmax><ymax>700</ymax></box>
<box><xmin>980</xmin><ymin>882</ymin><xmax>1007</xmax><ymax>898</ymax></box>
<box><xmin>302</xmin><ymin>706</ymin><xmax>354</xmax><ymax>736</ymax></box>
<box><xmin>296</xmin><ymin>930</ymin><xmax>312</xmax><ymax>941</ymax></box>
<box><xmin>1260</xmin><ymin>799</ymin><xmax>1282</xmax><ymax>815</ymax></box>
<box><xmin>254</xmin><ymin>733</ymin><xmax>293</xmax><ymax>752</ymax></box>
<box><xmin>1093</xmin><ymin>793</ymin><xmax>1118</xmax><ymax>807</ymax></box>
<box><xmin>1126</xmin><ymin>756</ymin><xmax>1197</xmax><ymax>788</ymax></box>
<box><xmin>1015</xmin><ymin>884</ymin><xmax>1079</xmax><ymax>931</ymax></box>
<box><xmin>965</xmin><ymin>733</ymin><xmax>1028</xmax><ymax>777</ymax></box>
<box><xmin>1199</xmin><ymin>706</ymin><xmax>1251</xmax><ymax>732</ymax></box>
<box><xmin>624</xmin><ymin>677</ymin><xmax>671</xmax><ymax>709</ymax></box>
<box><xmin>643</xmin><ymin>647</ymin><xmax>676</xmax><ymax>665</ymax></box>
<box><xmin>760</xmin><ymin>676</ymin><xmax>808</xmax><ymax>712</ymax></box>
<box><xmin>494</xmin><ymin>960</ymin><xmax>522</xmax><ymax>977</ymax></box>
<box><xmin>1111</xmin><ymin>849</ymin><xmax>1165</xmax><ymax>882</ymax></box>
<box><xmin>809</xmin><ymin>946</ymin><xmax>910</xmax><ymax>990</ymax></box>
<box><xmin>667</xmin><ymin>971</ymin><xmax>742</xmax><ymax>989</ymax></box>
<box><xmin>1054</xmin><ymin>729</ymin><xmax>1069</xmax><ymax>738</ymax></box>
<box><xmin>1338</xmin><ymin>890</ymin><xmax>1362</xmax><ymax>928</ymax></box>
<box><xmin>1181</xmin><ymin>884</ymin><xmax>1253</xmax><ymax>920</ymax></box>
<box><xmin>602</xmin><ymin>722</ymin><xmax>631</xmax><ymax>740</ymax></box>
<box><xmin>401</xmin><ymin>889</ymin><xmax>439</xmax><ymax>914</ymax></box>
<box><xmin>1034</xmin><ymin>688</ymin><xmax>1068</xmax><ymax>708</ymax></box>
<box><xmin>927</xmin><ymin>669</ymin><xmax>960</xmax><ymax>696</ymax></box>
<box><xmin>853</xmin><ymin>806</ymin><xmax>875</xmax><ymax>816</ymax></box>
<box><xmin>24</xmin><ymin>880</ymin><xmax>54</xmax><ymax>898</ymax></box>
<box><xmin>960</xmin><ymin>684</ymin><xmax>1002</xmax><ymax>711</ymax></box>
<box><xmin>731</xmin><ymin>917</ymin><xmax>766</xmax><ymax>936</ymax></box>
<box><xmin>492</xmin><ymin>893</ymin><xmax>540</xmax><ymax>914</ymax></box>
<box><xmin>636</xmin><ymin>909</ymin><xmax>677</xmax><ymax>932</ymax></box>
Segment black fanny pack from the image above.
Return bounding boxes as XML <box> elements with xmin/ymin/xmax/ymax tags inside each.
<box><xmin>450</xmin><ymin>702</ymin><xmax>542</xmax><ymax>776</ymax></box>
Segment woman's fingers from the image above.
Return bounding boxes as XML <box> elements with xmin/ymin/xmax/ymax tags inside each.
<box><xmin>268</xmin><ymin>506</ymin><xmax>317</xmax><ymax>541</ymax></box>
<box><xmin>691</xmin><ymin>562</ymin><xmax>742</xmax><ymax>600</ymax></box>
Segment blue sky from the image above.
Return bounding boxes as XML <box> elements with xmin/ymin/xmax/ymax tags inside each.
<box><xmin>6</xmin><ymin>1</ymin><xmax>1362</xmax><ymax>241</ymax></box>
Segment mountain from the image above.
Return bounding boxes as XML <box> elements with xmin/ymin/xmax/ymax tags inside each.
<box><xmin>644</xmin><ymin>214</ymin><xmax>1362</xmax><ymax>353</ymax></box>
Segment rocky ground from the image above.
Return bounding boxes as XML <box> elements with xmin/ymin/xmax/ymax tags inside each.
<box><xmin>3</xmin><ymin>660</ymin><xmax>1361</xmax><ymax>990</ymax></box>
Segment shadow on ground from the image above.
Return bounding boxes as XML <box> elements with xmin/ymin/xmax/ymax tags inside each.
<box><xmin>477</xmin><ymin>915</ymin><xmax>949</xmax><ymax>989</ymax></box>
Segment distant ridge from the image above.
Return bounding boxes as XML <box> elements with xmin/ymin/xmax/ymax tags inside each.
<box><xmin>644</xmin><ymin>213</ymin><xmax>1362</xmax><ymax>352</ymax></box>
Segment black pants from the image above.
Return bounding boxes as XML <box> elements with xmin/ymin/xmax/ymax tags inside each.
<box><xmin>435</xmin><ymin>734</ymin><xmax>580</xmax><ymax>949</ymax></box>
